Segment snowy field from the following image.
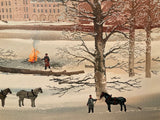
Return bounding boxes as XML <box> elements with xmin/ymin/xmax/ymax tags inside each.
<box><xmin>0</xmin><ymin>30</ymin><xmax>160</xmax><ymax>120</ymax></box>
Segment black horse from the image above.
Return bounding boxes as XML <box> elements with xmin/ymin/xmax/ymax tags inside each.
<box><xmin>0</xmin><ymin>88</ymin><xmax>12</xmax><ymax>107</ymax></box>
<box><xmin>100</xmin><ymin>92</ymin><xmax>127</xmax><ymax>112</ymax></box>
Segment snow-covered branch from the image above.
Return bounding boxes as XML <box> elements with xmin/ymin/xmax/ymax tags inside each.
<box><xmin>0</xmin><ymin>48</ymin><xmax>16</xmax><ymax>65</ymax></box>
<box><xmin>59</xmin><ymin>47</ymin><xmax>95</xmax><ymax>64</ymax></box>
<box><xmin>104</xmin><ymin>23</ymin><xmax>129</xmax><ymax>42</ymax></box>
<box><xmin>104</xmin><ymin>46</ymin><xmax>121</xmax><ymax>58</ymax></box>
<box><xmin>107</xmin><ymin>77</ymin><xmax>141</xmax><ymax>92</ymax></box>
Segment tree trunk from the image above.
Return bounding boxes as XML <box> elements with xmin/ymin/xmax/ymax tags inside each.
<box><xmin>0</xmin><ymin>66</ymin><xmax>84</xmax><ymax>76</ymax></box>
<box><xmin>145</xmin><ymin>29</ymin><xmax>151</xmax><ymax>78</ymax></box>
<box><xmin>145</xmin><ymin>0</ymin><xmax>152</xmax><ymax>78</ymax></box>
<box><xmin>94</xmin><ymin>40</ymin><xmax>107</xmax><ymax>98</ymax></box>
<box><xmin>129</xmin><ymin>23</ymin><xmax>135</xmax><ymax>77</ymax></box>
<box><xmin>93</xmin><ymin>2</ymin><xmax>107</xmax><ymax>98</ymax></box>
<box><xmin>129</xmin><ymin>1</ymin><xmax>135</xmax><ymax>77</ymax></box>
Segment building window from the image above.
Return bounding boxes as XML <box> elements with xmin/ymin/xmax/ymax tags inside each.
<box><xmin>33</xmin><ymin>9</ymin><xmax>36</xmax><ymax>13</ymax></box>
<box><xmin>53</xmin><ymin>9</ymin><xmax>55</xmax><ymax>13</ymax></box>
<box><xmin>41</xmin><ymin>5</ymin><xmax>43</xmax><ymax>7</ymax></box>
<box><xmin>37</xmin><ymin>4</ymin><xmax>39</xmax><ymax>7</ymax></box>
<box><xmin>53</xmin><ymin>5</ymin><xmax>55</xmax><ymax>7</ymax></box>
<box><xmin>9</xmin><ymin>8</ymin><xmax>11</xmax><ymax>13</ymax></box>
<box><xmin>33</xmin><ymin>4</ymin><xmax>35</xmax><ymax>7</ymax></box>
<box><xmin>58</xmin><ymin>9</ymin><xmax>60</xmax><ymax>13</ymax></box>
<box><xmin>24</xmin><ymin>7</ymin><xmax>25</xmax><ymax>12</ymax></box>
<box><xmin>1</xmin><ymin>2</ymin><xmax>3</xmax><ymax>6</ymax></box>
<box><xmin>41</xmin><ymin>9</ymin><xmax>43</xmax><ymax>12</ymax></box>
<box><xmin>49</xmin><ymin>5</ymin><xmax>51</xmax><ymax>7</ymax></box>
<box><xmin>10</xmin><ymin>15</ymin><xmax>12</xmax><ymax>18</ymax></box>
<box><xmin>6</xmin><ymin>9</ymin><xmax>8</xmax><ymax>12</ymax></box>
<box><xmin>49</xmin><ymin>9</ymin><xmax>51</xmax><ymax>13</ymax></box>
<box><xmin>6</xmin><ymin>1</ymin><xmax>7</xmax><ymax>6</ymax></box>
<box><xmin>24</xmin><ymin>14</ymin><xmax>26</xmax><ymax>19</ymax></box>
<box><xmin>2</xmin><ymin>8</ymin><xmax>4</xmax><ymax>12</ymax></box>
<box><xmin>26</xmin><ymin>0</ymin><xmax>28</xmax><ymax>4</ymax></box>
<box><xmin>3</xmin><ymin>15</ymin><xmax>5</xmax><ymax>18</ymax></box>
<box><xmin>26</xmin><ymin>7</ymin><xmax>28</xmax><ymax>12</ymax></box>
<box><xmin>7</xmin><ymin>15</ymin><xmax>8</xmax><ymax>19</ymax></box>
<box><xmin>45</xmin><ymin>9</ymin><xmax>47</xmax><ymax>13</ymax></box>
<box><xmin>27</xmin><ymin>14</ymin><xmax>29</xmax><ymax>18</ymax></box>
<box><xmin>38</xmin><ymin>9</ymin><xmax>40</xmax><ymax>13</ymax></box>
<box><xmin>9</xmin><ymin>1</ymin><xmax>11</xmax><ymax>5</ymax></box>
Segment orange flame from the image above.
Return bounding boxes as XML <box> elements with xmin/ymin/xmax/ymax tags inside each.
<box><xmin>28</xmin><ymin>48</ymin><xmax>39</xmax><ymax>63</ymax></box>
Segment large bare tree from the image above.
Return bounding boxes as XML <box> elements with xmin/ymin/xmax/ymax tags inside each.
<box><xmin>61</xmin><ymin>0</ymin><xmax>128</xmax><ymax>98</ymax></box>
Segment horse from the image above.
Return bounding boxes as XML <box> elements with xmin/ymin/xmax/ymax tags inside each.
<box><xmin>16</xmin><ymin>87</ymin><xmax>43</xmax><ymax>107</ymax></box>
<box><xmin>0</xmin><ymin>88</ymin><xmax>12</xmax><ymax>107</ymax></box>
<box><xmin>100</xmin><ymin>92</ymin><xmax>127</xmax><ymax>112</ymax></box>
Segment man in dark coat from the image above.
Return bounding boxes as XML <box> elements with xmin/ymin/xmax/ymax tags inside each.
<box><xmin>42</xmin><ymin>53</ymin><xmax>51</xmax><ymax>70</ymax></box>
<box><xmin>87</xmin><ymin>95</ymin><xmax>97</xmax><ymax>113</ymax></box>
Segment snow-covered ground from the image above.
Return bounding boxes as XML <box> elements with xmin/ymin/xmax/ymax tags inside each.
<box><xmin>0</xmin><ymin>30</ymin><xmax>160</xmax><ymax>120</ymax></box>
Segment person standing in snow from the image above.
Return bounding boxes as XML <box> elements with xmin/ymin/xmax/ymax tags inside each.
<box><xmin>87</xmin><ymin>95</ymin><xmax>97</xmax><ymax>113</ymax></box>
<box><xmin>42</xmin><ymin>53</ymin><xmax>51</xmax><ymax>70</ymax></box>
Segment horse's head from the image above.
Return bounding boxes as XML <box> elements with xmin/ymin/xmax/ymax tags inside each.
<box><xmin>38</xmin><ymin>88</ymin><xmax>43</xmax><ymax>93</ymax></box>
<box><xmin>100</xmin><ymin>92</ymin><xmax>112</xmax><ymax>99</ymax></box>
<box><xmin>33</xmin><ymin>88</ymin><xmax>43</xmax><ymax>94</ymax></box>
<box><xmin>7</xmin><ymin>88</ymin><xmax>12</xmax><ymax>94</ymax></box>
<box><xmin>100</xmin><ymin>92</ymin><xmax>105</xmax><ymax>99</ymax></box>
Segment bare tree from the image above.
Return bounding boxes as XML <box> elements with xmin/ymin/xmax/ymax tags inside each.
<box><xmin>128</xmin><ymin>0</ymin><xmax>136</xmax><ymax>77</ymax></box>
<box><xmin>143</xmin><ymin>0</ymin><xmax>160</xmax><ymax>78</ymax></box>
<box><xmin>125</xmin><ymin>0</ymin><xmax>146</xmax><ymax>77</ymax></box>
<box><xmin>60</xmin><ymin>0</ymin><xmax>129</xmax><ymax>98</ymax></box>
<box><xmin>134</xmin><ymin>0</ymin><xmax>160</xmax><ymax>78</ymax></box>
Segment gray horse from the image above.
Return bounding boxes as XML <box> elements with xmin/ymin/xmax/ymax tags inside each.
<box><xmin>16</xmin><ymin>87</ymin><xmax>43</xmax><ymax>107</ymax></box>
<box><xmin>0</xmin><ymin>88</ymin><xmax>12</xmax><ymax>107</ymax></box>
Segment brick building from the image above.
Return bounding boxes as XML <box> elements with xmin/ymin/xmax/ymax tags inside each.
<box><xmin>0</xmin><ymin>0</ymin><xmax>65</xmax><ymax>22</ymax></box>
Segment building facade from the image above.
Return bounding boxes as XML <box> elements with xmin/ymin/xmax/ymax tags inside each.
<box><xmin>0</xmin><ymin>0</ymin><xmax>65</xmax><ymax>22</ymax></box>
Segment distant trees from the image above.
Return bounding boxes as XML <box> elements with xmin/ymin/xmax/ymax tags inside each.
<box><xmin>123</xmin><ymin>0</ymin><xmax>160</xmax><ymax>77</ymax></box>
<box><xmin>128</xmin><ymin>0</ymin><xmax>160</xmax><ymax>78</ymax></box>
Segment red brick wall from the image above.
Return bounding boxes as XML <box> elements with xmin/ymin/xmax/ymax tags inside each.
<box><xmin>0</xmin><ymin>0</ymin><xmax>65</xmax><ymax>22</ymax></box>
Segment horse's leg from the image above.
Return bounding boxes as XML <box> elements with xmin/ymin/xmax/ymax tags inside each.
<box><xmin>33</xmin><ymin>99</ymin><xmax>36</xmax><ymax>107</ymax></box>
<box><xmin>107</xmin><ymin>104</ymin><xmax>111</xmax><ymax>112</ymax></box>
<box><xmin>123</xmin><ymin>103</ymin><xmax>127</xmax><ymax>112</ymax></box>
<box><xmin>31</xmin><ymin>99</ymin><xmax>33</xmax><ymax>107</ymax></box>
<box><xmin>1</xmin><ymin>99</ymin><xmax>5</xmax><ymax>107</ymax></box>
<box><xmin>22</xmin><ymin>98</ymin><xmax>24</xmax><ymax>106</ymax></box>
<box><xmin>120</xmin><ymin>104</ymin><xmax>123</xmax><ymax>111</ymax></box>
<box><xmin>0</xmin><ymin>99</ymin><xmax>2</xmax><ymax>107</ymax></box>
<box><xmin>19</xmin><ymin>98</ymin><xmax>22</xmax><ymax>107</ymax></box>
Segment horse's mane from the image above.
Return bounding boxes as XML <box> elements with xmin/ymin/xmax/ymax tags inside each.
<box><xmin>101</xmin><ymin>92</ymin><xmax>112</xmax><ymax>97</ymax></box>
<box><xmin>34</xmin><ymin>87</ymin><xmax>41</xmax><ymax>90</ymax></box>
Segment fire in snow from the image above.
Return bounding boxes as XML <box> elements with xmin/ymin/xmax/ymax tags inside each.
<box><xmin>28</xmin><ymin>40</ymin><xmax>40</xmax><ymax>63</ymax></box>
